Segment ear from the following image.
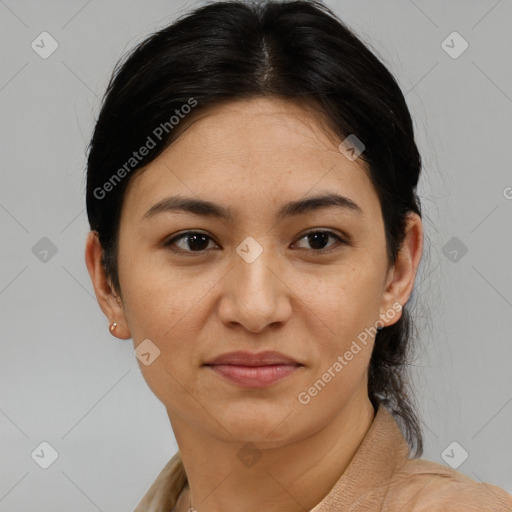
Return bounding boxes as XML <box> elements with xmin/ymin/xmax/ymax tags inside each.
<box><xmin>378</xmin><ymin>213</ymin><xmax>423</xmax><ymax>327</ymax></box>
<box><xmin>84</xmin><ymin>231</ymin><xmax>131</xmax><ymax>339</ymax></box>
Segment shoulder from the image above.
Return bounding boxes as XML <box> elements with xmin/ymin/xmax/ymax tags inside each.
<box><xmin>383</xmin><ymin>457</ymin><xmax>512</xmax><ymax>512</ymax></box>
<box><xmin>133</xmin><ymin>452</ymin><xmax>187</xmax><ymax>512</ymax></box>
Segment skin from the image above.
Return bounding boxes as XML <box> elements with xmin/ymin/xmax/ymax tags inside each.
<box><xmin>85</xmin><ymin>97</ymin><xmax>423</xmax><ymax>512</ymax></box>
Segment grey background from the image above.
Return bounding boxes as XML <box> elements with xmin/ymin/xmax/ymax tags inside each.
<box><xmin>1</xmin><ymin>0</ymin><xmax>511</xmax><ymax>510</ymax></box>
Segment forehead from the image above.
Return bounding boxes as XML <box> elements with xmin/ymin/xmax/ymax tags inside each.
<box><xmin>172</xmin><ymin>97</ymin><xmax>345</xmax><ymax>157</ymax></box>
<box><xmin>122</xmin><ymin>97</ymin><xmax>380</xmax><ymax>222</ymax></box>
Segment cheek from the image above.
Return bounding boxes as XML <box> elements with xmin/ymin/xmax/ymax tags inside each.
<box><xmin>117</xmin><ymin>272</ymin><xmax>198</xmax><ymax>402</ymax></box>
<box><xmin>118</xmin><ymin>245</ymin><xmax>207</xmax><ymax>339</ymax></box>
<box><xmin>122</xmin><ymin>275</ymin><xmax>205</xmax><ymax>413</ymax></box>
<box><xmin>295</xmin><ymin>274</ymin><xmax>380</xmax><ymax>414</ymax></box>
<box><xmin>309</xmin><ymin>265</ymin><xmax>385</xmax><ymax>344</ymax></box>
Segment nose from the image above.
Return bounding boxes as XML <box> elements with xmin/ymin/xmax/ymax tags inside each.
<box><xmin>217</xmin><ymin>245</ymin><xmax>293</xmax><ymax>333</ymax></box>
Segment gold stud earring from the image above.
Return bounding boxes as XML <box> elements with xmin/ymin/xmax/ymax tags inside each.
<box><xmin>109</xmin><ymin>322</ymin><xmax>118</xmax><ymax>333</ymax></box>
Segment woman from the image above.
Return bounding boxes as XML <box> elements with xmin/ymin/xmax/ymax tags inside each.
<box><xmin>84</xmin><ymin>1</ymin><xmax>512</xmax><ymax>510</ymax></box>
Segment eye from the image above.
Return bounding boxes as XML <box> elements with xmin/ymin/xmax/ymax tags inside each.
<box><xmin>292</xmin><ymin>230</ymin><xmax>346</xmax><ymax>252</ymax></box>
<box><xmin>163</xmin><ymin>231</ymin><xmax>217</xmax><ymax>254</ymax></box>
<box><xmin>163</xmin><ymin>229</ymin><xmax>346</xmax><ymax>255</ymax></box>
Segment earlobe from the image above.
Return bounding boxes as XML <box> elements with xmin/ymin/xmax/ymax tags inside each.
<box><xmin>85</xmin><ymin>231</ymin><xmax>131</xmax><ymax>340</ymax></box>
<box><xmin>108</xmin><ymin>321</ymin><xmax>130</xmax><ymax>340</ymax></box>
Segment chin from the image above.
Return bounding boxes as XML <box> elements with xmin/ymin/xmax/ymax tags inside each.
<box><xmin>209</xmin><ymin>406</ymin><xmax>310</xmax><ymax>446</ymax></box>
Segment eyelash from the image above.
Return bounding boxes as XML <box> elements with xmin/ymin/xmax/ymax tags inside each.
<box><xmin>162</xmin><ymin>230</ymin><xmax>347</xmax><ymax>255</ymax></box>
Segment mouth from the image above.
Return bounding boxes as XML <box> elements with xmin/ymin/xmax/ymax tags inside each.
<box><xmin>203</xmin><ymin>351</ymin><xmax>303</xmax><ymax>388</ymax></box>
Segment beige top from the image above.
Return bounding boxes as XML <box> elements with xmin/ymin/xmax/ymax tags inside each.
<box><xmin>134</xmin><ymin>405</ymin><xmax>512</xmax><ymax>511</ymax></box>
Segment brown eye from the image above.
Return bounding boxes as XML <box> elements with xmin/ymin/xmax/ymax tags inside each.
<box><xmin>293</xmin><ymin>230</ymin><xmax>345</xmax><ymax>252</ymax></box>
<box><xmin>163</xmin><ymin>229</ymin><xmax>346</xmax><ymax>255</ymax></box>
<box><xmin>164</xmin><ymin>231</ymin><xmax>217</xmax><ymax>253</ymax></box>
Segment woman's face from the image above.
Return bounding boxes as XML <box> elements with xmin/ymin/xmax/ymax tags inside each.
<box><xmin>89</xmin><ymin>97</ymin><xmax>421</xmax><ymax>446</ymax></box>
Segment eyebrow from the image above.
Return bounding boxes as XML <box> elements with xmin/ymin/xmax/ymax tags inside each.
<box><xmin>142</xmin><ymin>192</ymin><xmax>363</xmax><ymax>222</ymax></box>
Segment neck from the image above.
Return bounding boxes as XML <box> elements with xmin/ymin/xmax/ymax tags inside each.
<box><xmin>170</xmin><ymin>387</ymin><xmax>376</xmax><ymax>512</ymax></box>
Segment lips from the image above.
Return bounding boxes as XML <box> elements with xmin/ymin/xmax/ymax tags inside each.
<box><xmin>204</xmin><ymin>350</ymin><xmax>302</xmax><ymax>367</ymax></box>
<box><xmin>203</xmin><ymin>350</ymin><xmax>303</xmax><ymax>388</ymax></box>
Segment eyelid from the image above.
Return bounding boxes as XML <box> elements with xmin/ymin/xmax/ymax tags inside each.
<box><xmin>163</xmin><ymin>228</ymin><xmax>349</xmax><ymax>254</ymax></box>
<box><xmin>162</xmin><ymin>230</ymin><xmax>218</xmax><ymax>252</ymax></box>
<box><xmin>294</xmin><ymin>228</ymin><xmax>350</xmax><ymax>246</ymax></box>
<box><xmin>291</xmin><ymin>229</ymin><xmax>348</xmax><ymax>253</ymax></box>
